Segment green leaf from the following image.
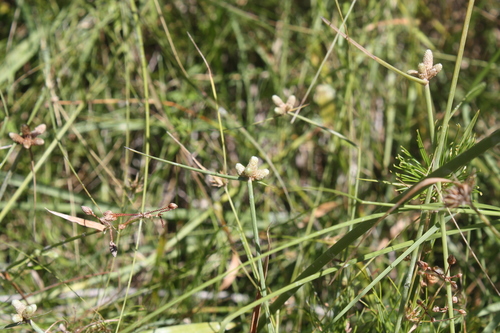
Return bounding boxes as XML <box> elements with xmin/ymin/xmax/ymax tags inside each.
<box><xmin>0</xmin><ymin>31</ymin><xmax>40</xmax><ymax>86</ymax></box>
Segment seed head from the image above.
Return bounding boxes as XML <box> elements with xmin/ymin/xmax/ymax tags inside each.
<box><xmin>272</xmin><ymin>94</ymin><xmax>296</xmax><ymax>115</ymax></box>
<box><xmin>407</xmin><ymin>49</ymin><xmax>442</xmax><ymax>83</ymax></box>
<box><xmin>11</xmin><ymin>300</ymin><xmax>37</xmax><ymax>323</ymax></box>
<box><xmin>236</xmin><ymin>156</ymin><xmax>270</xmax><ymax>181</ymax></box>
<box><xmin>423</xmin><ymin>49</ymin><xmax>433</xmax><ymax>69</ymax></box>
<box><xmin>9</xmin><ymin>124</ymin><xmax>46</xmax><ymax>149</ymax></box>
<box><xmin>81</xmin><ymin>206</ymin><xmax>95</xmax><ymax>216</ymax></box>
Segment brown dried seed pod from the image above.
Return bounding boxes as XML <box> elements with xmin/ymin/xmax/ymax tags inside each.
<box><xmin>9</xmin><ymin>124</ymin><xmax>47</xmax><ymax>149</ymax></box>
<box><xmin>81</xmin><ymin>206</ymin><xmax>95</xmax><ymax>216</ymax></box>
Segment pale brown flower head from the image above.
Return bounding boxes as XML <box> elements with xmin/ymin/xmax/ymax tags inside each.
<box><xmin>407</xmin><ymin>49</ymin><xmax>442</xmax><ymax>83</ymax></box>
<box><xmin>81</xmin><ymin>206</ymin><xmax>95</xmax><ymax>216</ymax></box>
<box><xmin>443</xmin><ymin>180</ymin><xmax>473</xmax><ymax>208</ymax></box>
<box><xmin>102</xmin><ymin>210</ymin><xmax>118</xmax><ymax>222</ymax></box>
<box><xmin>272</xmin><ymin>95</ymin><xmax>296</xmax><ymax>115</ymax></box>
<box><xmin>236</xmin><ymin>156</ymin><xmax>270</xmax><ymax>181</ymax></box>
<box><xmin>9</xmin><ymin>124</ymin><xmax>46</xmax><ymax>149</ymax></box>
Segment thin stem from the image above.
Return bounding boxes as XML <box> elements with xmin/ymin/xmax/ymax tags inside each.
<box><xmin>320</xmin><ymin>17</ymin><xmax>428</xmax><ymax>86</ymax></box>
<box><xmin>116</xmin><ymin>1</ymin><xmax>151</xmax><ymax>331</ymax></box>
<box><xmin>433</xmin><ymin>0</ymin><xmax>475</xmax><ymax>170</ymax></box>
<box><xmin>439</xmin><ymin>212</ymin><xmax>456</xmax><ymax>332</ymax></box>
<box><xmin>187</xmin><ymin>32</ymin><xmax>227</xmax><ymax>174</ymax></box>
<box><xmin>247</xmin><ymin>179</ymin><xmax>274</xmax><ymax>332</ymax></box>
<box><xmin>225</xmin><ymin>187</ymin><xmax>258</xmax><ymax>274</ymax></box>
<box><xmin>29</xmin><ymin>148</ymin><xmax>37</xmax><ymax>238</ymax></box>
<box><xmin>121</xmin><ymin>51</ymin><xmax>132</xmax><ymax>207</ymax></box>
<box><xmin>394</xmin><ymin>189</ymin><xmax>435</xmax><ymax>332</ymax></box>
<box><xmin>124</xmin><ymin>147</ymin><xmax>240</xmax><ymax>180</ymax></box>
<box><xmin>424</xmin><ymin>84</ymin><xmax>435</xmax><ymax>144</ymax></box>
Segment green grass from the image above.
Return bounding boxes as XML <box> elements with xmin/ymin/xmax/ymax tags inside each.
<box><xmin>1</xmin><ymin>0</ymin><xmax>500</xmax><ymax>332</ymax></box>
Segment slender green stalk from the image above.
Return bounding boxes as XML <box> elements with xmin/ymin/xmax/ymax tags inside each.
<box><xmin>425</xmin><ymin>2</ymin><xmax>476</xmax><ymax>329</ymax></box>
<box><xmin>433</xmin><ymin>0</ymin><xmax>475</xmax><ymax>170</ymax></box>
<box><xmin>320</xmin><ymin>17</ymin><xmax>428</xmax><ymax>85</ymax></box>
<box><xmin>0</xmin><ymin>89</ymin><xmax>9</xmax><ymax>129</ymax></box>
<box><xmin>121</xmin><ymin>52</ymin><xmax>132</xmax><ymax>207</ymax></box>
<box><xmin>278</xmin><ymin>0</ymin><xmax>291</xmax><ymax>90</ymax></box>
<box><xmin>186</xmin><ymin>32</ymin><xmax>228</xmax><ymax>174</ymax></box>
<box><xmin>116</xmin><ymin>1</ymin><xmax>151</xmax><ymax>331</ymax></box>
<box><xmin>247</xmin><ymin>179</ymin><xmax>273</xmax><ymax>332</ymax></box>
<box><xmin>394</xmin><ymin>190</ymin><xmax>435</xmax><ymax>332</ymax></box>
<box><xmin>225</xmin><ymin>187</ymin><xmax>258</xmax><ymax>274</ymax></box>
<box><xmin>125</xmin><ymin>147</ymin><xmax>240</xmax><ymax>180</ymax></box>
<box><xmin>424</xmin><ymin>84</ymin><xmax>435</xmax><ymax>144</ymax></box>
<box><xmin>439</xmin><ymin>212</ymin><xmax>455</xmax><ymax>332</ymax></box>
<box><xmin>393</xmin><ymin>71</ymin><xmax>436</xmax><ymax>329</ymax></box>
<box><xmin>153</xmin><ymin>0</ymin><xmax>189</xmax><ymax>78</ymax></box>
<box><xmin>383</xmin><ymin>75</ymin><xmax>396</xmax><ymax>169</ymax></box>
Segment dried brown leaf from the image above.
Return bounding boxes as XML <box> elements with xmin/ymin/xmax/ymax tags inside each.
<box><xmin>45</xmin><ymin>208</ymin><xmax>107</xmax><ymax>231</ymax></box>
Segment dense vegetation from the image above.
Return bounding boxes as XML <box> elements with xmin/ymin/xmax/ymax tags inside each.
<box><xmin>1</xmin><ymin>1</ymin><xmax>499</xmax><ymax>332</ymax></box>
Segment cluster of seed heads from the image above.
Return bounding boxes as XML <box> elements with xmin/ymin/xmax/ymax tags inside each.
<box><xmin>407</xmin><ymin>256</ymin><xmax>466</xmax><ymax>326</ymax></box>
<box><xmin>9</xmin><ymin>124</ymin><xmax>46</xmax><ymax>149</ymax></box>
<box><xmin>407</xmin><ymin>49</ymin><xmax>442</xmax><ymax>83</ymax></box>
<box><xmin>272</xmin><ymin>95</ymin><xmax>296</xmax><ymax>115</ymax></box>
<box><xmin>236</xmin><ymin>156</ymin><xmax>269</xmax><ymax>181</ymax></box>
<box><xmin>81</xmin><ymin>206</ymin><xmax>119</xmax><ymax>256</ymax></box>
<box><xmin>417</xmin><ymin>257</ymin><xmax>462</xmax><ymax>290</ymax></box>
<box><xmin>443</xmin><ymin>178</ymin><xmax>474</xmax><ymax>208</ymax></box>
<box><xmin>82</xmin><ymin>206</ymin><xmax>117</xmax><ymax>225</ymax></box>
<box><xmin>11</xmin><ymin>300</ymin><xmax>37</xmax><ymax>324</ymax></box>
<box><xmin>407</xmin><ymin>255</ymin><xmax>466</xmax><ymax>325</ymax></box>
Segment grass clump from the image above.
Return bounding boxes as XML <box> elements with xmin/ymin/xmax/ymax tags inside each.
<box><xmin>1</xmin><ymin>1</ymin><xmax>499</xmax><ymax>332</ymax></box>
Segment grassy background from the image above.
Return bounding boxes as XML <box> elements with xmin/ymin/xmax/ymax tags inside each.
<box><xmin>1</xmin><ymin>0</ymin><xmax>499</xmax><ymax>332</ymax></box>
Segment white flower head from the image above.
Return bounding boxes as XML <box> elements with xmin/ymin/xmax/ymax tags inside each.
<box><xmin>272</xmin><ymin>94</ymin><xmax>296</xmax><ymax>115</ymax></box>
<box><xmin>236</xmin><ymin>156</ymin><xmax>269</xmax><ymax>181</ymax></box>
<box><xmin>11</xmin><ymin>300</ymin><xmax>37</xmax><ymax>323</ymax></box>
